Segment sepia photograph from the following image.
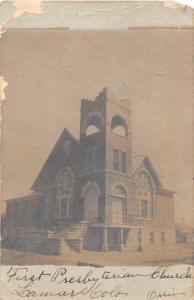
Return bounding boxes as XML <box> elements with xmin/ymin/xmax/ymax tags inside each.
<box><xmin>0</xmin><ymin>1</ymin><xmax>193</xmax><ymax>270</ymax></box>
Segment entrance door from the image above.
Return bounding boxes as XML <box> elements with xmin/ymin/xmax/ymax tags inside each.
<box><xmin>82</xmin><ymin>182</ymin><xmax>100</xmax><ymax>222</ymax></box>
<box><xmin>111</xmin><ymin>185</ymin><xmax>127</xmax><ymax>224</ymax></box>
<box><xmin>84</xmin><ymin>193</ymin><xmax>99</xmax><ymax>222</ymax></box>
<box><xmin>112</xmin><ymin>198</ymin><xmax>124</xmax><ymax>224</ymax></box>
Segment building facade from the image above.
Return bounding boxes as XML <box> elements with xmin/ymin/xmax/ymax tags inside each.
<box><xmin>3</xmin><ymin>88</ymin><xmax>193</xmax><ymax>261</ymax></box>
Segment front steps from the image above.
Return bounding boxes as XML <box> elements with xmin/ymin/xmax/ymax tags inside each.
<box><xmin>4</xmin><ymin>223</ymin><xmax>193</xmax><ymax>262</ymax></box>
<box><xmin>54</xmin><ymin>221</ymin><xmax>89</xmax><ymax>252</ymax></box>
<box><xmin>4</xmin><ymin>221</ymin><xmax>90</xmax><ymax>255</ymax></box>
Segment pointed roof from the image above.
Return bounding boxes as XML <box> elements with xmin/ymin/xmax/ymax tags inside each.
<box><xmin>132</xmin><ymin>154</ymin><xmax>174</xmax><ymax>195</ymax></box>
<box><xmin>32</xmin><ymin>128</ymin><xmax>79</xmax><ymax>191</ymax></box>
<box><xmin>132</xmin><ymin>154</ymin><xmax>146</xmax><ymax>174</ymax></box>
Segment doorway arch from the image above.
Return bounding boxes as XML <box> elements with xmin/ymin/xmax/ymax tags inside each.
<box><xmin>111</xmin><ymin>184</ymin><xmax>128</xmax><ymax>224</ymax></box>
<box><xmin>81</xmin><ymin>181</ymin><xmax>101</xmax><ymax>222</ymax></box>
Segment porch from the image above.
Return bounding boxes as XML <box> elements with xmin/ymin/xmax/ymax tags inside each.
<box><xmin>85</xmin><ymin>223</ymin><xmax>142</xmax><ymax>252</ymax></box>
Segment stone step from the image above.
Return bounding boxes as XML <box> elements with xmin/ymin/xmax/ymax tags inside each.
<box><xmin>55</xmin><ymin>222</ymin><xmax>89</xmax><ymax>251</ymax></box>
<box><xmin>59</xmin><ymin>240</ymin><xmax>73</xmax><ymax>254</ymax></box>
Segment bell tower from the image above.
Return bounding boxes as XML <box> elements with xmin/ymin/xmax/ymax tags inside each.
<box><xmin>79</xmin><ymin>87</ymin><xmax>132</xmax><ymax>225</ymax></box>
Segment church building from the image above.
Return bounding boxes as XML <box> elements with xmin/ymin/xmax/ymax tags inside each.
<box><xmin>4</xmin><ymin>88</ymin><xmax>193</xmax><ymax>260</ymax></box>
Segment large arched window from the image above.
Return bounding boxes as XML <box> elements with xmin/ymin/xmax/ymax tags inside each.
<box><xmin>135</xmin><ymin>171</ymin><xmax>153</xmax><ymax>219</ymax></box>
<box><xmin>111</xmin><ymin>115</ymin><xmax>128</xmax><ymax>137</ymax></box>
<box><xmin>55</xmin><ymin>167</ymin><xmax>75</xmax><ymax>218</ymax></box>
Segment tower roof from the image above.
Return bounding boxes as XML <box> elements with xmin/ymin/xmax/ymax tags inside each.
<box><xmin>81</xmin><ymin>87</ymin><xmax>130</xmax><ymax>108</ymax></box>
<box><xmin>95</xmin><ymin>87</ymin><xmax>131</xmax><ymax>109</ymax></box>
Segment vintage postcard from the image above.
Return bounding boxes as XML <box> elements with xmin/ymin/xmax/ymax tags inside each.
<box><xmin>0</xmin><ymin>1</ymin><xmax>193</xmax><ymax>299</ymax></box>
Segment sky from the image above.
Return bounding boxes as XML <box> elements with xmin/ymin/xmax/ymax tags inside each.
<box><xmin>1</xmin><ymin>29</ymin><xmax>193</xmax><ymax>225</ymax></box>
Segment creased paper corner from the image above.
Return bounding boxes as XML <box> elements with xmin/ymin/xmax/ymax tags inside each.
<box><xmin>11</xmin><ymin>0</ymin><xmax>42</xmax><ymax>18</ymax></box>
<box><xmin>168</xmin><ymin>0</ymin><xmax>194</xmax><ymax>8</ymax></box>
<box><xmin>0</xmin><ymin>0</ymin><xmax>42</xmax><ymax>38</ymax></box>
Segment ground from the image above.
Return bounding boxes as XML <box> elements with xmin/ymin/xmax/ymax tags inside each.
<box><xmin>1</xmin><ymin>249</ymin><xmax>191</xmax><ymax>266</ymax></box>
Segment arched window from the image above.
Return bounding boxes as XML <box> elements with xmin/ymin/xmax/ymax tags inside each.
<box><xmin>83</xmin><ymin>111</ymin><xmax>104</xmax><ymax>136</ymax></box>
<box><xmin>81</xmin><ymin>181</ymin><xmax>101</xmax><ymax>222</ymax></box>
<box><xmin>112</xmin><ymin>184</ymin><xmax>127</xmax><ymax>223</ymax></box>
<box><xmin>111</xmin><ymin>115</ymin><xmax>128</xmax><ymax>137</ymax></box>
<box><xmin>55</xmin><ymin>167</ymin><xmax>75</xmax><ymax>218</ymax></box>
<box><xmin>135</xmin><ymin>171</ymin><xmax>153</xmax><ymax>219</ymax></box>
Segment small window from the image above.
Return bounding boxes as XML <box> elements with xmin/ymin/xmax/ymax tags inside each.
<box><xmin>85</xmin><ymin>148</ymin><xmax>105</xmax><ymax>173</ymax></box>
<box><xmin>120</xmin><ymin>151</ymin><xmax>127</xmax><ymax>173</ymax></box>
<box><xmin>113</xmin><ymin>149</ymin><xmax>119</xmax><ymax>171</ymax></box>
<box><xmin>176</xmin><ymin>230</ymin><xmax>188</xmax><ymax>244</ymax></box>
<box><xmin>182</xmin><ymin>233</ymin><xmax>187</xmax><ymax>243</ymax></box>
<box><xmin>112</xmin><ymin>149</ymin><xmax>127</xmax><ymax>173</ymax></box>
<box><xmin>150</xmin><ymin>232</ymin><xmax>155</xmax><ymax>243</ymax></box>
<box><xmin>136</xmin><ymin>172</ymin><xmax>153</xmax><ymax>219</ymax></box>
<box><xmin>161</xmin><ymin>232</ymin><xmax>165</xmax><ymax>242</ymax></box>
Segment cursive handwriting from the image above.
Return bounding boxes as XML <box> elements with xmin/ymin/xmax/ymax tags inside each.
<box><xmin>12</xmin><ymin>282</ymin><xmax>128</xmax><ymax>298</ymax></box>
<box><xmin>7</xmin><ymin>265</ymin><xmax>193</xmax><ymax>288</ymax></box>
<box><xmin>7</xmin><ymin>266</ymin><xmax>51</xmax><ymax>288</ymax></box>
<box><xmin>150</xmin><ymin>266</ymin><xmax>193</xmax><ymax>280</ymax></box>
<box><xmin>6</xmin><ymin>265</ymin><xmax>193</xmax><ymax>299</ymax></box>
<box><xmin>51</xmin><ymin>268</ymin><xmax>99</xmax><ymax>285</ymax></box>
<box><xmin>147</xmin><ymin>289</ymin><xmax>186</xmax><ymax>299</ymax></box>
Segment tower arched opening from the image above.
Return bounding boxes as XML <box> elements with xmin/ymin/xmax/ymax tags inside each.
<box><xmin>111</xmin><ymin>115</ymin><xmax>128</xmax><ymax>137</ymax></box>
<box><xmin>83</xmin><ymin>111</ymin><xmax>104</xmax><ymax>136</ymax></box>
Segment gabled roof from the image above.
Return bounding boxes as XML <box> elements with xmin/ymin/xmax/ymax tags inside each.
<box><xmin>132</xmin><ymin>154</ymin><xmax>174</xmax><ymax>195</ymax></box>
<box><xmin>32</xmin><ymin>128</ymin><xmax>79</xmax><ymax>191</ymax></box>
<box><xmin>132</xmin><ymin>154</ymin><xmax>146</xmax><ymax>174</ymax></box>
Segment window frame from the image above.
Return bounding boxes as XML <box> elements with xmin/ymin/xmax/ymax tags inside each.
<box><xmin>55</xmin><ymin>167</ymin><xmax>75</xmax><ymax>219</ymax></box>
<box><xmin>135</xmin><ymin>171</ymin><xmax>153</xmax><ymax>220</ymax></box>
<box><xmin>112</xmin><ymin>148</ymin><xmax>127</xmax><ymax>174</ymax></box>
<box><xmin>84</xmin><ymin>146</ymin><xmax>102</xmax><ymax>174</ymax></box>
<box><xmin>120</xmin><ymin>151</ymin><xmax>127</xmax><ymax>173</ymax></box>
<box><xmin>113</xmin><ymin>148</ymin><xmax>120</xmax><ymax>172</ymax></box>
